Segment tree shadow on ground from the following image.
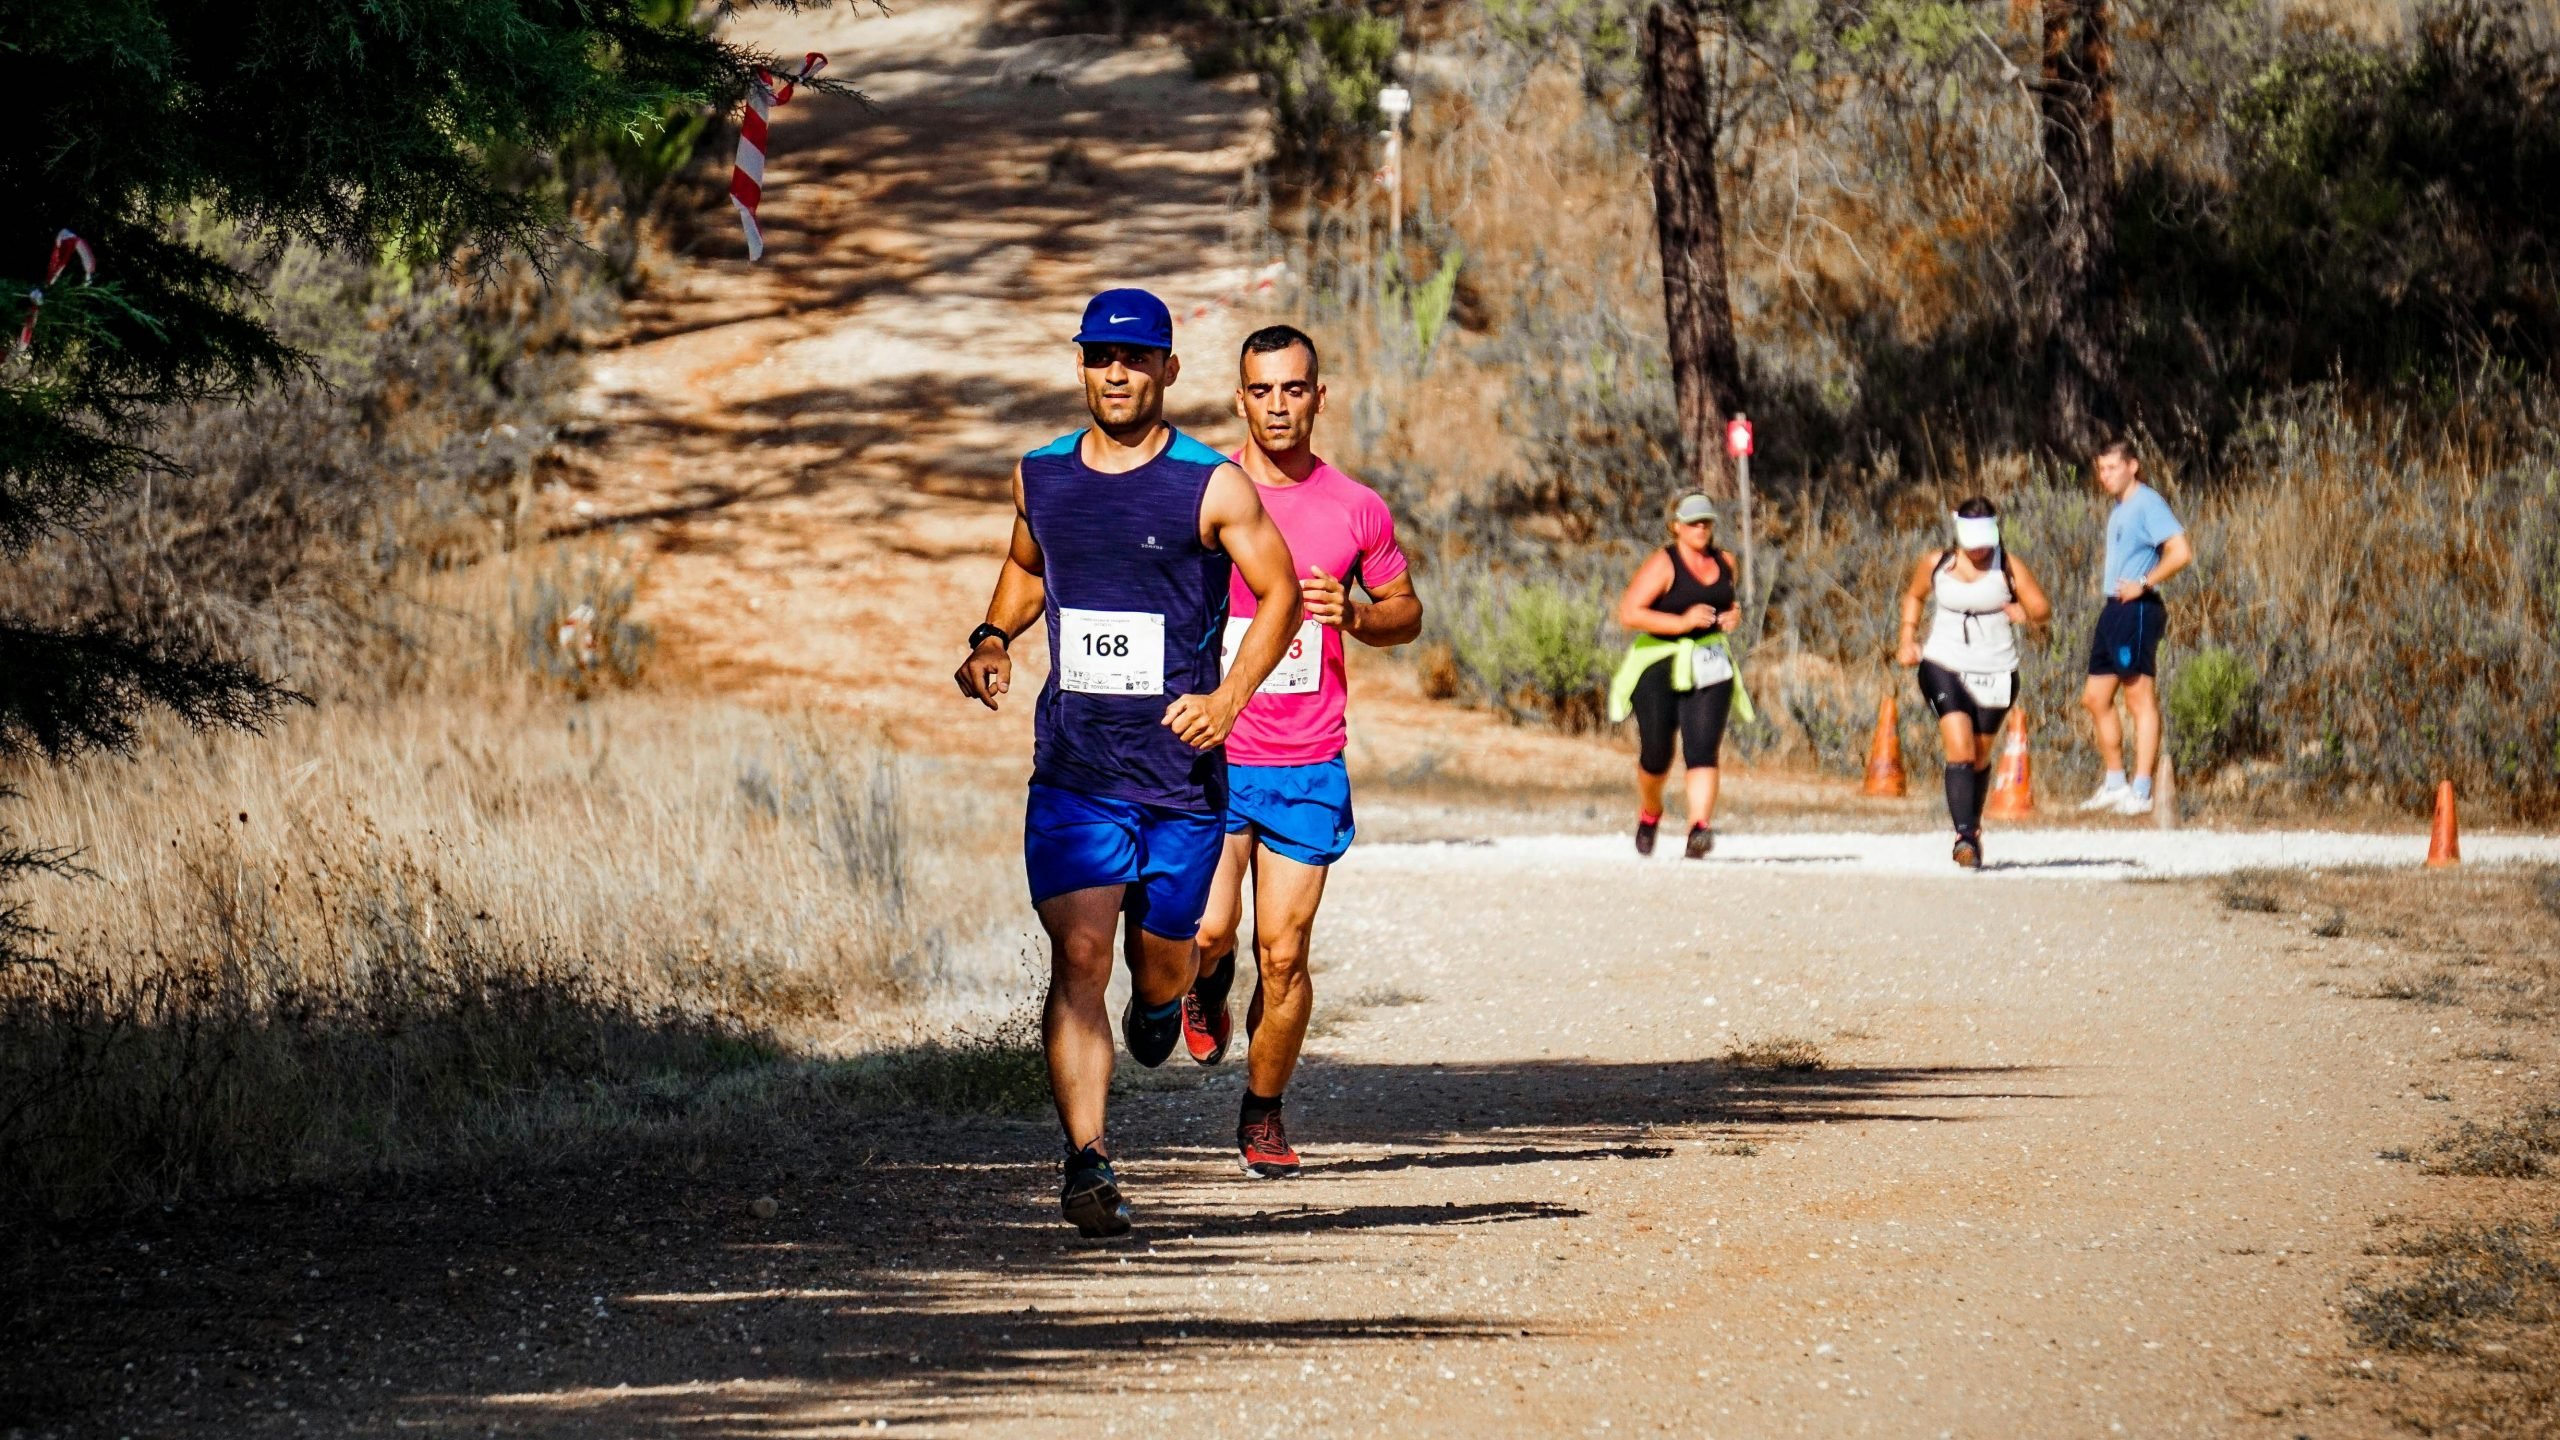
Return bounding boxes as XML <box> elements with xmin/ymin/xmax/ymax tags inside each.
<box><xmin>2</xmin><ymin>1043</ymin><xmax>2053</xmax><ymax>1437</ymax></box>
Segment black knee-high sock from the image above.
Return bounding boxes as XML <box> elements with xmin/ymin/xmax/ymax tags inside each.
<box><xmin>1968</xmin><ymin>761</ymin><xmax>1993</xmax><ymax>832</ymax></box>
<box><xmin>1943</xmin><ymin>762</ymin><xmax>1978</xmax><ymax>835</ymax></box>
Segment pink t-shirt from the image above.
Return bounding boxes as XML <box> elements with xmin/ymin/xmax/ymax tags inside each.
<box><xmin>1224</xmin><ymin>457</ymin><xmax>1410</xmax><ymax>767</ymax></box>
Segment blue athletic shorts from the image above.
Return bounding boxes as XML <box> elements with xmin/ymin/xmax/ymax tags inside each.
<box><xmin>2087</xmin><ymin>595</ymin><xmax>2168</xmax><ymax>680</ymax></box>
<box><xmin>1023</xmin><ymin>783</ymin><xmax>1225</xmax><ymax>939</ymax></box>
<box><xmin>1223</xmin><ymin>757</ymin><xmax>1357</xmax><ymax>868</ymax></box>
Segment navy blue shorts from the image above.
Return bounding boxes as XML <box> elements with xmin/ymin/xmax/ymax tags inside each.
<box><xmin>1023</xmin><ymin>783</ymin><xmax>1225</xmax><ymax>939</ymax></box>
<box><xmin>1223</xmin><ymin>757</ymin><xmax>1357</xmax><ymax>868</ymax></box>
<box><xmin>2087</xmin><ymin>595</ymin><xmax>2167</xmax><ymax>680</ymax></box>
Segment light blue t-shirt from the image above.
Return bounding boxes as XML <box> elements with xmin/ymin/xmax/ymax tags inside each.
<box><xmin>2102</xmin><ymin>483</ymin><xmax>2184</xmax><ymax>592</ymax></box>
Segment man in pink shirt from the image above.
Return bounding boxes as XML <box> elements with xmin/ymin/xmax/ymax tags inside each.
<box><xmin>1181</xmin><ymin>325</ymin><xmax>1423</xmax><ymax>1179</ymax></box>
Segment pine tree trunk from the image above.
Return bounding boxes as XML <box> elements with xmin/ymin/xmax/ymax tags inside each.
<box><xmin>2039</xmin><ymin>0</ymin><xmax>2122</xmax><ymax>454</ymax></box>
<box><xmin>1642</xmin><ymin>0</ymin><xmax>1745</xmax><ymax>495</ymax></box>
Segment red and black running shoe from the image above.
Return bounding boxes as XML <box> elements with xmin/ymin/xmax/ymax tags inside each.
<box><xmin>1635</xmin><ymin>814</ymin><xmax>1660</xmax><ymax>855</ymax></box>
<box><xmin>1182</xmin><ymin>955</ymin><xmax>1235</xmax><ymax>1065</ymax></box>
<box><xmin>1238</xmin><ymin>1110</ymin><xmax>1301</xmax><ymax>1180</ymax></box>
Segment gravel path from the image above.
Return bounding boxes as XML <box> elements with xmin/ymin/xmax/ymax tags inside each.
<box><xmin>30</xmin><ymin>834</ymin><xmax>2519</xmax><ymax>1436</ymax></box>
<box><xmin>1355</xmin><ymin>827</ymin><xmax>2560</xmax><ymax>880</ymax></box>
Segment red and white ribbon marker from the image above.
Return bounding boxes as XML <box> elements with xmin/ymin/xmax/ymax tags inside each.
<box><xmin>730</xmin><ymin>52</ymin><xmax>827</xmax><ymax>262</ymax></box>
<box><xmin>1725</xmin><ymin>414</ymin><xmax>1754</xmax><ymax>458</ymax></box>
<box><xmin>1184</xmin><ymin>261</ymin><xmax>1288</xmax><ymax>323</ymax></box>
<box><xmin>15</xmin><ymin>229</ymin><xmax>96</xmax><ymax>354</ymax></box>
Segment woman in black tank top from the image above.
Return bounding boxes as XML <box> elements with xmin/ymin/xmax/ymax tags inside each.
<box><xmin>1613</xmin><ymin>492</ymin><xmax>1743</xmax><ymax>858</ymax></box>
<box><xmin>1649</xmin><ymin>538</ymin><xmax>1735</xmax><ymax>639</ymax></box>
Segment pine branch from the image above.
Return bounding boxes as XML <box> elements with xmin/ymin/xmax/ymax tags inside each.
<box><xmin>0</xmin><ymin>787</ymin><xmax>90</xmax><ymax>968</ymax></box>
<box><xmin>0</xmin><ymin>623</ymin><xmax>308</xmax><ymax>762</ymax></box>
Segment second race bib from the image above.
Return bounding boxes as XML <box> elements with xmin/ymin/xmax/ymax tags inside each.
<box><xmin>1691</xmin><ymin>643</ymin><xmax>1735</xmax><ymax>688</ymax></box>
<box><xmin>1222</xmin><ymin>615</ymin><xmax>1324</xmax><ymax>695</ymax></box>
<box><xmin>1058</xmin><ymin>608</ymin><xmax>1165</xmax><ymax>695</ymax></box>
<box><xmin>1962</xmin><ymin>669</ymin><xmax>2014</xmax><ymax>709</ymax></box>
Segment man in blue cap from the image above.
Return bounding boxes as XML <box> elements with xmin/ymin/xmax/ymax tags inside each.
<box><xmin>954</xmin><ymin>287</ymin><xmax>1303</xmax><ymax>1237</ymax></box>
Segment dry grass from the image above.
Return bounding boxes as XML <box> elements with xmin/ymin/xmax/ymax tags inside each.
<box><xmin>2217</xmin><ymin>863</ymin><xmax>2560</xmax><ymax>1428</ymax></box>
<box><xmin>1721</xmin><ymin>1036</ymin><xmax>1827</xmax><ymax>1074</ymax></box>
<box><xmin>2352</xmin><ymin>1223</ymin><xmax>2560</xmax><ymax>1354</ymax></box>
<box><xmin>0</xmin><ymin>693</ymin><xmax>1028</xmax><ymax>1220</ymax></box>
<box><xmin>1290</xmin><ymin>9</ymin><xmax>2560</xmax><ymax>821</ymax></box>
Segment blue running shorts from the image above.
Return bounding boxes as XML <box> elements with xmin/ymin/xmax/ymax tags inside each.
<box><xmin>1223</xmin><ymin>757</ymin><xmax>1357</xmax><ymax>868</ymax></box>
<box><xmin>2086</xmin><ymin>594</ymin><xmax>2168</xmax><ymax>680</ymax></box>
<box><xmin>1024</xmin><ymin>783</ymin><xmax>1225</xmax><ymax>939</ymax></box>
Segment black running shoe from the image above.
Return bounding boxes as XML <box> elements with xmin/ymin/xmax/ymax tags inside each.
<box><xmin>1121</xmin><ymin>993</ymin><xmax>1183</xmax><ymax>1068</ymax></box>
<box><xmin>1061</xmin><ymin>1141</ymin><xmax>1131</xmax><ymax>1238</ymax></box>
<box><xmin>1684</xmin><ymin>824</ymin><xmax>1714</xmax><ymax>859</ymax></box>
<box><xmin>1635</xmin><ymin>816</ymin><xmax>1660</xmax><ymax>855</ymax></box>
<box><xmin>1953</xmin><ymin>832</ymin><xmax>1982</xmax><ymax>870</ymax></box>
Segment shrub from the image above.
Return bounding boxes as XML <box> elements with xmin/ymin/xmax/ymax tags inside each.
<box><xmin>1441</xmin><ymin>565</ymin><xmax>1617</xmax><ymax>725</ymax></box>
<box><xmin>516</xmin><ymin>552</ymin><xmax>654</xmax><ymax>694</ymax></box>
<box><xmin>2167</xmin><ymin>647</ymin><xmax>2262</xmax><ymax>774</ymax></box>
<box><xmin>1195</xmin><ymin>0</ymin><xmax>1401</xmax><ymax>178</ymax></box>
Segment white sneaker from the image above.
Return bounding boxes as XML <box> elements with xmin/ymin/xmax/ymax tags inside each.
<box><xmin>2114</xmin><ymin>789</ymin><xmax>2155</xmax><ymax>817</ymax></box>
<box><xmin>2078</xmin><ymin>783</ymin><xmax>2130</xmax><ymax>811</ymax></box>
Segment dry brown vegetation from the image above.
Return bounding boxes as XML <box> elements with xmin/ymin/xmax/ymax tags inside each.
<box><xmin>2215</xmin><ymin>862</ymin><xmax>2560</xmax><ymax>1431</ymax></box>
<box><xmin>0</xmin><ymin>688</ymin><xmax>1031</xmax><ymax>1220</ymax></box>
<box><xmin>1285</xmin><ymin>1</ymin><xmax>2560</xmax><ymax>819</ymax></box>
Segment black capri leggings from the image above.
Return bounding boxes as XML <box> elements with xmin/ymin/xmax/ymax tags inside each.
<box><xmin>1915</xmin><ymin>659</ymin><xmax>2012</xmax><ymax>748</ymax></box>
<box><xmin>1631</xmin><ymin>662</ymin><xmax>1734</xmax><ymax>774</ymax></box>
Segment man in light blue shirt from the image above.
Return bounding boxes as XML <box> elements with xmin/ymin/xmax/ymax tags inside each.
<box><xmin>2078</xmin><ymin>440</ymin><xmax>2193</xmax><ymax>816</ymax></box>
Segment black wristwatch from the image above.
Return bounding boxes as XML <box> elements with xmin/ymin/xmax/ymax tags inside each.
<box><xmin>967</xmin><ymin>623</ymin><xmax>1011</xmax><ymax>652</ymax></box>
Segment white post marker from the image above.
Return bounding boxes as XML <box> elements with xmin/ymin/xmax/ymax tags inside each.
<box><xmin>1378</xmin><ymin>84</ymin><xmax>1411</xmax><ymax>256</ymax></box>
<box><xmin>1725</xmin><ymin>413</ymin><xmax>1755</xmax><ymax>617</ymax></box>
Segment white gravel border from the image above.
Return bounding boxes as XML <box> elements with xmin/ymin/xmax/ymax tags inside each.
<box><xmin>1349</xmin><ymin>828</ymin><xmax>2560</xmax><ymax>880</ymax></box>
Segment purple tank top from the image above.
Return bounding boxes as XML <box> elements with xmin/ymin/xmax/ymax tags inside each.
<box><xmin>1021</xmin><ymin>427</ymin><xmax>1233</xmax><ymax>812</ymax></box>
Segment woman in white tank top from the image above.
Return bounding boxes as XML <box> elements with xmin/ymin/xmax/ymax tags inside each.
<box><xmin>1895</xmin><ymin>497</ymin><xmax>2053</xmax><ymax>869</ymax></box>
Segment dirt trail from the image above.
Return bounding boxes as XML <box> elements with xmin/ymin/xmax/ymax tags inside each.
<box><xmin>21</xmin><ymin>840</ymin><xmax>2525</xmax><ymax>1436</ymax></box>
<box><xmin>12</xmin><ymin>5</ymin><xmax>2531</xmax><ymax>1436</ymax></box>
<box><xmin>555</xmin><ymin>0</ymin><xmax>1645</xmax><ymax>790</ymax></box>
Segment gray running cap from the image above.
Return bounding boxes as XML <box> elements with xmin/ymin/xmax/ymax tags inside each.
<box><xmin>1673</xmin><ymin>493</ymin><xmax>1718</xmax><ymax>524</ymax></box>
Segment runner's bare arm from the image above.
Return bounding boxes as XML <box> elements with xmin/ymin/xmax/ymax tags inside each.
<box><xmin>1715</xmin><ymin>549</ymin><xmax>1744</xmax><ymax>631</ymax></box>
<box><xmin>1332</xmin><ymin>572</ymin><xmax>1419</xmax><ymax>648</ymax></box>
<box><xmin>1615</xmin><ymin>551</ymin><xmax>1714</xmax><ymax>636</ymax></box>
<box><xmin>1163</xmin><ymin>463</ymin><xmax>1299</xmax><ymax>750</ymax></box>
<box><xmin>2005</xmin><ymin>555</ymin><xmax>2054</xmax><ymax>625</ymax></box>
<box><xmin>2147</xmin><ymin>532</ymin><xmax>2195</xmax><ymax>592</ymax></box>
<box><xmin>1896</xmin><ymin>553</ymin><xmax>1938</xmax><ymax>666</ymax></box>
<box><xmin>955</xmin><ymin>463</ymin><xmax>1047</xmax><ymax>710</ymax></box>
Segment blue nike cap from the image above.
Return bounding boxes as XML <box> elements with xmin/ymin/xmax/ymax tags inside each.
<box><xmin>1074</xmin><ymin>288</ymin><xmax>1174</xmax><ymax>350</ymax></box>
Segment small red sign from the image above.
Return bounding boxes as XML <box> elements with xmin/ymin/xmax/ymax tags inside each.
<box><xmin>1724</xmin><ymin>415</ymin><xmax>1754</xmax><ymax>459</ymax></box>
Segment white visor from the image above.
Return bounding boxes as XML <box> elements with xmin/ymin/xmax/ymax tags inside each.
<box><xmin>1953</xmin><ymin>514</ymin><xmax>2001</xmax><ymax>551</ymax></box>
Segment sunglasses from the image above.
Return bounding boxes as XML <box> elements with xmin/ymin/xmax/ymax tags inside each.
<box><xmin>1080</xmin><ymin>343</ymin><xmax>1165</xmax><ymax>370</ymax></box>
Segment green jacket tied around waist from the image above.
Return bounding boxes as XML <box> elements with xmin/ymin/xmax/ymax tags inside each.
<box><xmin>1607</xmin><ymin>632</ymin><xmax>1757</xmax><ymax>727</ymax></box>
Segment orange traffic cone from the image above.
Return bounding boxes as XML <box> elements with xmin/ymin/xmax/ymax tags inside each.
<box><xmin>1983</xmin><ymin>708</ymin><xmax>2035</xmax><ymax>819</ymax></box>
<box><xmin>2426</xmin><ymin>780</ymin><xmax>2461</xmax><ymax>867</ymax></box>
<box><xmin>1862</xmin><ymin>693</ymin><xmax>1906</xmax><ymax>797</ymax></box>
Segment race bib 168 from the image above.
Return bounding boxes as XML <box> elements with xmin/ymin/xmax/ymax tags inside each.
<box><xmin>1058</xmin><ymin>608</ymin><xmax>1165</xmax><ymax>695</ymax></box>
